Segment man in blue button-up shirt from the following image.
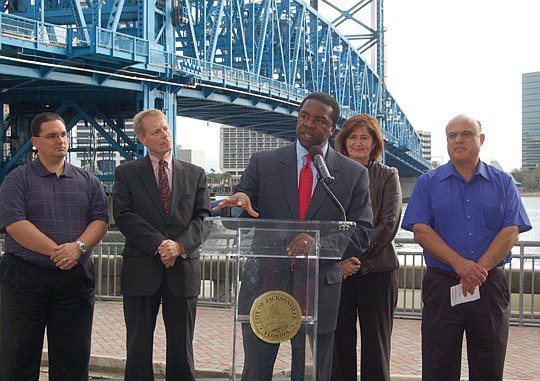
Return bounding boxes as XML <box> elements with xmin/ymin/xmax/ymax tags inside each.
<box><xmin>402</xmin><ymin>114</ymin><xmax>531</xmax><ymax>381</ymax></box>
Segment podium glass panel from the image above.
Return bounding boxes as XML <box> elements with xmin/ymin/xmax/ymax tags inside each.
<box><xmin>201</xmin><ymin>217</ymin><xmax>355</xmax><ymax>381</ymax></box>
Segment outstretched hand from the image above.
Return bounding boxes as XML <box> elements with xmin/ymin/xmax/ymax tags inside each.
<box><xmin>211</xmin><ymin>192</ymin><xmax>259</xmax><ymax>217</ymax></box>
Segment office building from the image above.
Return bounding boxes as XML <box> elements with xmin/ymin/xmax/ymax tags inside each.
<box><xmin>176</xmin><ymin>146</ymin><xmax>205</xmax><ymax>168</ymax></box>
<box><xmin>522</xmin><ymin>71</ymin><xmax>540</xmax><ymax>169</ymax></box>
<box><xmin>417</xmin><ymin>130</ymin><xmax>432</xmax><ymax>163</ymax></box>
<box><xmin>220</xmin><ymin>125</ymin><xmax>290</xmax><ymax>180</ymax></box>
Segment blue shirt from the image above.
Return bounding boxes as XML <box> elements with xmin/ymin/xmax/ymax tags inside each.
<box><xmin>401</xmin><ymin>161</ymin><xmax>532</xmax><ymax>273</ymax></box>
<box><xmin>0</xmin><ymin>159</ymin><xmax>109</xmax><ymax>269</ymax></box>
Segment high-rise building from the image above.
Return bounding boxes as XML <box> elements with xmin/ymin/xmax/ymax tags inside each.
<box><xmin>416</xmin><ymin>130</ymin><xmax>432</xmax><ymax>163</ymax></box>
<box><xmin>522</xmin><ymin>71</ymin><xmax>540</xmax><ymax>169</ymax></box>
<box><xmin>220</xmin><ymin>125</ymin><xmax>290</xmax><ymax>181</ymax></box>
<box><xmin>176</xmin><ymin>145</ymin><xmax>205</xmax><ymax>168</ymax></box>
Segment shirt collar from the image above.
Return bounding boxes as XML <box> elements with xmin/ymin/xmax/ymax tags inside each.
<box><xmin>148</xmin><ymin>152</ymin><xmax>173</xmax><ymax>169</ymax></box>
<box><xmin>441</xmin><ymin>160</ymin><xmax>491</xmax><ymax>182</ymax></box>
<box><xmin>295</xmin><ymin>140</ymin><xmax>329</xmax><ymax>163</ymax></box>
<box><xmin>32</xmin><ymin>158</ymin><xmax>71</xmax><ymax>177</ymax></box>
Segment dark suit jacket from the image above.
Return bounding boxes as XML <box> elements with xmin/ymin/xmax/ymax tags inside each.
<box><xmin>235</xmin><ymin>142</ymin><xmax>373</xmax><ymax>333</ymax></box>
<box><xmin>113</xmin><ymin>156</ymin><xmax>211</xmax><ymax>297</ymax></box>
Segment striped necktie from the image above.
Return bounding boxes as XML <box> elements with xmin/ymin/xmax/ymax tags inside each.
<box><xmin>158</xmin><ymin>160</ymin><xmax>172</xmax><ymax>214</ymax></box>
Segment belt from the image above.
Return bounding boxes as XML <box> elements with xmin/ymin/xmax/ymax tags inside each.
<box><xmin>427</xmin><ymin>266</ymin><xmax>502</xmax><ymax>282</ymax></box>
<box><xmin>428</xmin><ymin>267</ymin><xmax>460</xmax><ymax>282</ymax></box>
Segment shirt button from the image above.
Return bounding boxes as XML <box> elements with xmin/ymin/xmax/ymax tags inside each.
<box><xmin>468</xmin><ymin>232</ymin><xmax>472</xmax><ymax>236</ymax></box>
<box><xmin>466</xmin><ymin>199</ymin><xmax>470</xmax><ymax>203</ymax></box>
<box><xmin>467</xmin><ymin>216</ymin><xmax>471</xmax><ymax>219</ymax></box>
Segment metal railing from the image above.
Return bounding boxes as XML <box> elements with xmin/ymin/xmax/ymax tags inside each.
<box><xmin>394</xmin><ymin>238</ymin><xmax>540</xmax><ymax>325</ymax></box>
<box><xmin>1</xmin><ymin>236</ymin><xmax>539</xmax><ymax>325</ymax></box>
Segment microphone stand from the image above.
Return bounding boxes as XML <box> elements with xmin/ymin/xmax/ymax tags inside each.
<box><xmin>317</xmin><ymin>177</ymin><xmax>350</xmax><ymax>231</ymax></box>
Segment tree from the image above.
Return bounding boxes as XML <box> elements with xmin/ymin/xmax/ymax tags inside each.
<box><xmin>512</xmin><ymin>168</ymin><xmax>540</xmax><ymax>193</ymax></box>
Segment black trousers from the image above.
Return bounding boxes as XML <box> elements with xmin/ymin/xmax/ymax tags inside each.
<box><xmin>241</xmin><ymin>323</ymin><xmax>334</xmax><ymax>381</ymax></box>
<box><xmin>241</xmin><ymin>323</ymin><xmax>307</xmax><ymax>381</ymax></box>
<box><xmin>0</xmin><ymin>253</ymin><xmax>95</xmax><ymax>381</ymax></box>
<box><xmin>421</xmin><ymin>267</ymin><xmax>510</xmax><ymax>381</ymax></box>
<box><xmin>123</xmin><ymin>275</ymin><xmax>198</xmax><ymax>381</ymax></box>
<box><xmin>331</xmin><ymin>270</ymin><xmax>398</xmax><ymax>381</ymax></box>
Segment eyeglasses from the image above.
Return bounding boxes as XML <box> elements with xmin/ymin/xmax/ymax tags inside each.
<box><xmin>37</xmin><ymin>132</ymin><xmax>68</xmax><ymax>140</ymax></box>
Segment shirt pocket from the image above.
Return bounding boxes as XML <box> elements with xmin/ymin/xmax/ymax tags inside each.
<box><xmin>483</xmin><ymin>203</ymin><xmax>503</xmax><ymax>230</ymax></box>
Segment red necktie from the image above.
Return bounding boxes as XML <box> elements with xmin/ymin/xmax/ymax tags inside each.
<box><xmin>298</xmin><ymin>154</ymin><xmax>313</xmax><ymax>220</ymax></box>
<box><xmin>158</xmin><ymin>160</ymin><xmax>172</xmax><ymax>214</ymax></box>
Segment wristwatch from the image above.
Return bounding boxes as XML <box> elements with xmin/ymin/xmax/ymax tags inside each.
<box><xmin>76</xmin><ymin>240</ymin><xmax>87</xmax><ymax>254</ymax></box>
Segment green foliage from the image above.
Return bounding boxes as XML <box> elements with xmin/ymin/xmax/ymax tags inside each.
<box><xmin>512</xmin><ymin>168</ymin><xmax>540</xmax><ymax>193</ymax></box>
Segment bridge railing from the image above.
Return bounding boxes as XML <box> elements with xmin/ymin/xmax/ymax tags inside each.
<box><xmin>172</xmin><ymin>55</ymin><xmax>309</xmax><ymax>103</ymax></box>
<box><xmin>0</xmin><ymin>12</ymin><xmax>304</xmax><ymax>103</ymax></box>
<box><xmin>4</xmin><ymin>235</ymin><xmax>537</xmax><ymax>325</ymax></box>
<box><xmin>0</xmin><ymin>13</ymin><xmax>149</xmax><ymax>57</ymax></box>
<box><xmin>0</xmin><ymin>13</ymin><xmax>67</xmax><ymax>46</ymax></box>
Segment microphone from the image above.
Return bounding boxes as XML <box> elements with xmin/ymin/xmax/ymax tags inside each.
<box><xmin>308</xmin><ymin>146</ymin><xmax>348</xmax><ymax>224</ymax></box>
<box><xmin>308</xmin><ymin>146</ymin><xmax>334</xmax><ymax>184</ymax></box>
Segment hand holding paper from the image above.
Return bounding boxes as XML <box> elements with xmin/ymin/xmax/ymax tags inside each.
<box><xmin>450</xmin><ymin>284</ymin><xmax>480</xmax><ymax>307</ymax></box>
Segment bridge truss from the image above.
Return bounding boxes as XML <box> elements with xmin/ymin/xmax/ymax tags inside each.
<box><xmin>0</xmin><ymin>0</ymin><xmax>430</xmax><ymax>185</ymax></box>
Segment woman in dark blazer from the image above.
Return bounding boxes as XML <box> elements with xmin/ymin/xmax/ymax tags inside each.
<box><xmin>331</xmin><ymin>114</ymin><xmax>402</xmax><ymax>381</ymax></box>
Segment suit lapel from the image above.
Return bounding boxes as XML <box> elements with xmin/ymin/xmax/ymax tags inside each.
<box><xmin>169</xmin><ymin>159</ymin><xmax>186</xmax><ymax>220</ymax></box>
<box><xmin>139</xmin><ymin>156</ymin><xmax>168</xmax><ymax>217</ymax></box>
<box><xmin>280</xmin><ymin>144</ymin><xmax>300</xmax><ymax>218</ymax></box>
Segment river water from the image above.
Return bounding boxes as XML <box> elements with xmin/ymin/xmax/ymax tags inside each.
<box><xmin>519</xmin><ymin>196</ymin><xmax>540</xmax><ymax>241</ymax></box>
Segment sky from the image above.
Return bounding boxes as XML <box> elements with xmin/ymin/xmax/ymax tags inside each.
<box><xmin>177</xmin><ymin>0</ymin><xmax>540</xmax><ymax>173</ymax></box>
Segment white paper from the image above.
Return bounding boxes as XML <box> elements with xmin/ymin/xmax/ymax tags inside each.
<box><xmin>450</xmin><ymin>284</ymin><xmax>480</xmax><ymax>307</ymax></box>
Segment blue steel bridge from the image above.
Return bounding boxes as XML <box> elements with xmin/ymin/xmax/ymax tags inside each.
<box><xmin>0</xmin><ymin>0</ymin><xmax>430</xmax><ymax>186</ymax></box>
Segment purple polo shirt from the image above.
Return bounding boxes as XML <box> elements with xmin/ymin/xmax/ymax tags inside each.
<box><xmin>0</xmin><ymin>158</ymin><xmax>109</xmax><ymax>269</ymax></box>
<box><xmin>401</xmin><ymin>160</ymin><xmax>532</xmax><ymax>273</ymax></box>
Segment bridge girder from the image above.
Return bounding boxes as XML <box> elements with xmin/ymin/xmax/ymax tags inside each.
<box><xmin>0</xmin><ymin>0</ymin><xmax>430</xmax><ymax>184</ymax></box>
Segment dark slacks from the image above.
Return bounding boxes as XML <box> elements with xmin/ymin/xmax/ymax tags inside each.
<box><xmin>0</xmin><ymin>253</ymin><xmax>95</xmax><ymax>381</ymax></box>
<box><xmin>241</xmin><ymin>323</ymin><xmax>307</xmax><ymax>381</ymax></box>
<box><xmin>421</xmin><ymin>267</ymin><xmax>510</xmax><ymax>381</ymax></box>
<box><xmin>332</xmin><ymin>269</ymin><xmax>398</xmax><ymax>381</ymax></box>
<box><xmin>123</xmin><ymin>275</ymin><xmax>198</xmax><ymax>381</ymax></box>
<box><xmin>241</xmin><ymin>323</ymin><xmax>334</xmax><ymax>381</ymax></box>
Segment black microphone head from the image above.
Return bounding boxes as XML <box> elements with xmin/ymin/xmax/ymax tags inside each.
<box><xmin>308</xmin><ymin>145</ymin><xmax>323</xmax><ymax>161</ymax></box>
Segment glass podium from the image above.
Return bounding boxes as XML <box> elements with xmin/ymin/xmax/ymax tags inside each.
<box><xmin>201</xmin><ymin>217</ymin><xmax>355</xmax><ymax>380</ymax></box>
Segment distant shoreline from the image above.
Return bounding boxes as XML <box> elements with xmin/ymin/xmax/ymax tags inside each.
<box><xmin>521</xmin><ymin>192</ymin><xmax>540</xmax><ymax>197</ymax></box>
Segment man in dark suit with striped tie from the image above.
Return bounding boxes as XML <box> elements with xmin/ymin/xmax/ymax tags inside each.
<box><xmin>113</xmin><ymin>109</ymin><xmax>211</xmax><ymax>381</ymax></box>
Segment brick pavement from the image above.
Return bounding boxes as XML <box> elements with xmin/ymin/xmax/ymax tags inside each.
<box><xmin>40</xmin><ymin>300</ymin><xmax>540</xmax><ymax>380</ymax></box>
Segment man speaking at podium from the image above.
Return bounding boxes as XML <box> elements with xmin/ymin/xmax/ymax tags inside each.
<box><xmin>213</xmin><ymin>92</ymin><xmax>373</xmax><ymax>380</ymax></box>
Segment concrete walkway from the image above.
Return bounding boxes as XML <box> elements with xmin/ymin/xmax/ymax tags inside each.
<box><xmin>39</xmin><ymin>300</ymin><xmax>540</xmax><ymax>380</ymax></box>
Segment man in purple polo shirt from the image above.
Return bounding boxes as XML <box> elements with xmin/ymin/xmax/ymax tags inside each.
<box><xmin>401</xmin><ymin>114</ymin><xmax>531</xmax><ymax>381</ymax></box>
<box><xmin>0</xmin><ymin>112</ymin><xmax>109</xmax><ymax>381</ymax></box>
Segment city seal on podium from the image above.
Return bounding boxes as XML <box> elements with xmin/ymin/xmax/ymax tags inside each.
<box><xmin>249</xmin><ymin>290</ymin><xmax>302</xmax><ymax>344</ymax></box>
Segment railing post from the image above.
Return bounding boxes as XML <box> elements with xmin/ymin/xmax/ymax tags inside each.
<box><xmin>519</xmin><ymin>244</ymin><xmax>525</xmax><ymax>325</ymax></box>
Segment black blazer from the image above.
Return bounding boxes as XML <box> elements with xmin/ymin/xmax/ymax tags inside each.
<box><xmin>113</xmin><ymin>156</ymin><xmax>211</xmax><ymax>297</ymax></box>
<box><xmin>235</xmin><ymin>143</ymin><xmax>373</xmax><ymax>333</ymax></box>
